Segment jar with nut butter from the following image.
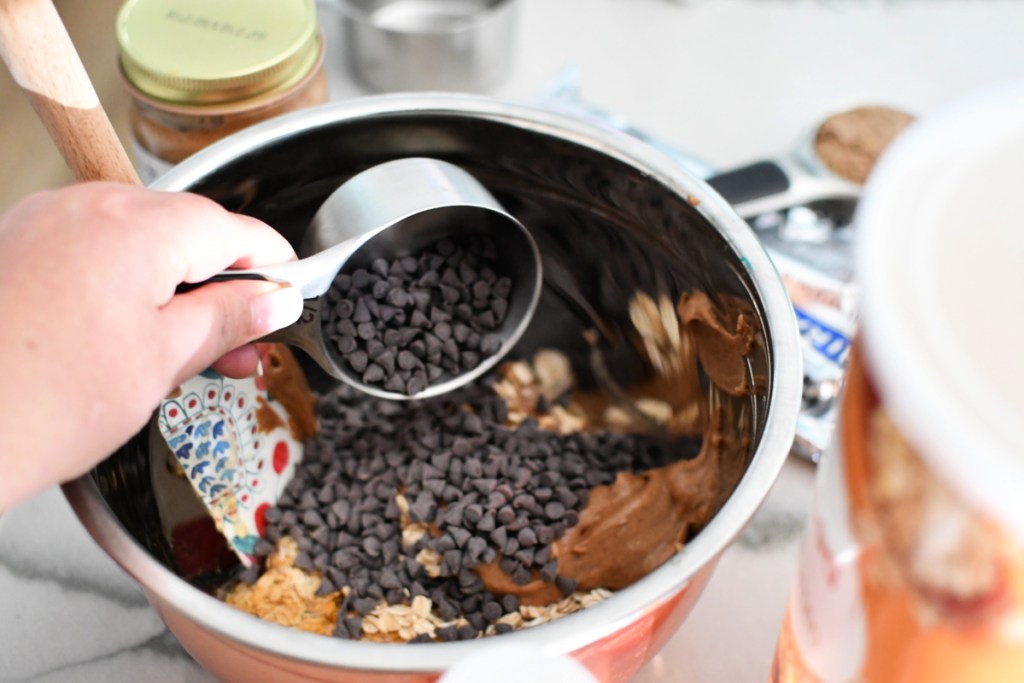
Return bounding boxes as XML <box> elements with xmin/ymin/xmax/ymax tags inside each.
<box><xmin>116</xmin><ymin>0</ymin><xmax>327</xmax><ymax>183</ymax></box>
<box><xmin>772</xmin><ymin>85</ymin><xmax>1024</xmax><ymax>683</ymax></box>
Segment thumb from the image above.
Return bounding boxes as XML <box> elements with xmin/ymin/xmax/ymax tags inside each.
<box><xmin>159</xmin><ymin>280</ymin><xmax>304</xmax><ymax>384</ymax></box>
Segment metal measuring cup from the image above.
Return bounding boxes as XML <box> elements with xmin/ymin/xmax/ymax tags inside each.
<box><xmin>192</xmin><ymin>157</ymin><xmax>543</xmax><ymax>400</ymax></box>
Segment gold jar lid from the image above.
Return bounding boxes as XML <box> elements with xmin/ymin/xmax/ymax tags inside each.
<box><xmin>117</xmin><ymin>0</ymin><xmax>320</xmax><ymax>105</ymax></box>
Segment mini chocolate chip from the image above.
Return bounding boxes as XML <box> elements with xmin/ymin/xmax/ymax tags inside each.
<box><xmin>348</xmin><ymin>350</ymin><xmax>369</xmax><ymax>374</ymax></box>
<box><xmin>463</xmin><ymin>504</ymin><xmax>483</xmax><ymax>525</ymax></box>
<box><xmin>302</xmin><ymin>510</ymin><xmax>325</xmax><ymax>528</ymax></box>
<box><xmin>496</xmin><ymin>506</ymin><xmax>516</xmax><ymax>525</ymax></box>
<box><xmin>409</xmin><ymin>491</ymin><xmax>436</xmax><ymax>522</ymax></box>
<box><xmin>379</xmin><ymin>568</ymin><xmax>401</xmax><ymax>589</ymax></box>
<box><xmin>352</xmin><ymin>298</ymin><xmax>371</xmax><ymax>323</ymax></box>
<box><xmin>336</xmin><ymin>335</ymin><xmax>358</xmax><ymax>355</ymax></box>
<box><xmin>474</xmin><ymin>311</ymin><xmax>497</xmax><ymax>329</ymax></box>
<box><xmin>557</xmin><ymin>487</ymin><xmax>578</xmax><ymax>508</ymax></box>
<box><xmin>399</xmin><ymin>256</ymin><xmax>418</xmax><ymax>274</ymax></box>
<box><xmin>473</xmin><ymin>478</ymin><xmax>498</xmax><ymax>495</ymax></box>
<box><xmin>294</xmin><ymin>552</ymin><xmax>314</xmax><ymax>572</ymax></box>
<box><xmin>463</xmin><ymin>414</ymin><xmax>484</xmax><ymax>434</ymax></box>
<box><xmin>352</xmin><ymin>597</ymin><xmax>377</xmax><ymax>615</ymax></box>
<box><xmin>466</xmin><ymin>612</ymin><xmax>487</xmax><ymax>632</ymax></box>
<box><xmin>449</xmin><ymin>526</ymin><xmax>472</xmax><ymax>548</ymax></box>
<box><xmin>455</xmin><ymin>440</ymin><xmax>476</xmax><ymax>459</ymax></box>
<box><xmin>493</xmin><ymin>277</ymin><xmax>511</xmax><ymax>298</ymax></box>
<box><xmin>512</xmin><ymin>493</ymin><xmax>536</xmax><ymax>511</ymax></box>
<box><xmin>334</xmin><ymin>298</ymin><xmax>355</xmax><ymax>318</ymax></box>
<box><xmin>544</xmin><ymin>501</ymin><xmax>566</xmax><ymax>520</ymax></box>
<box><xmin>441</xmin><ymin>268</ymin><xmax>461</xmax><ymax>286</ymax></box>
<box><xmin>379</xmin><ymin>287</ymin><xmax>401</xmax><ymax>307</ymax></box>
<box><xmin>397</xmin><ymin>350</ymin><xmax>419</xmax><ymax>370</ymax></box>
<box><xmin>362</xmin><ymin>536</ymin><xmax>382</xmax><ymax>557</ymax></box>
<box><xmin>367</xmin><ymin>339</ymin><xmax>386</xmax><ymax>358</ymax></box>
<box><xmin>407</xmin><ymin>373</ymin><xmax>428</xmax><ymax>395</ymax></box>
<box><xmin>516</xmin><ymin>527</ymin><xmax>538</xmax><ymax>547</ymax></box>
<box><xmin>513</xmin><ymin>547</ymin><xmax>535</xmax><ymax>566</ymax></box>
<box><xmin>438</xmin><ymin>600</ymin><xmax>460</xmax><ymax>622</ymax></box>
<box><xmin>375</xmin><ymin>349</ymin><xmax>396</xmax><ymax>375</ymax></box>
<box><xmin>476</xmin><ymin>513</ymin><xmax>496</xmax><ymax>533</ymax></box>
<box><xmin>442</xmin><ymin>343</ymin><xmax>460</xmax><ymax>366</ymax></box>
<box><xmin>372</xmin><ymin>279</ymin><xmax>391</xmax><ymax>299</ymax></box>
<box><xmin>311</xmin><ymin>526</ymin><xmax>330</xmax><ymax>546</ymax></box>
<box><xmin>443</xmin><ymin>548</ymin><xmax>462</xmax><ymax>574</ymax></box>
<box><xmin>555</xmin><ymin>576</ymin><xmax>578</xmax><ymax>596</ymax></box>
<box><xmin>500</xmin><ymin>594</ymin><xmax>520</xmax><ymax>613</ymax></box>
<box><xmin>362</xmin><ymin>364</ymin><xmax>386</xmax><ymax>384</ymax></box>
<box><xmin>472</xmin><ymin>281</ymin><xmax>491</xmax><ymax>301</ymax></box>
<box><xmin>421</xmin><ymin>463</ymin><xmax>445</xmax><ymax>479</ymax></box>
<box><xmin>436</xmin><ymin>534</ymin><xmax>458</xmax><ymax>553</ymax></box>
<box><xmin>466</xmin><ymin>536</ymin><xmax>488</xmax><ymax>563</ymax></box>
<box><xmin>511</xmin><ymin>566</ymin><xmax>532</xmax><ymax>586</ymax></box>
<box><xmin>459</xmin><ymin>569</ymin><xmax>485</xmax><ymax>594</ymax></box>
<box><xmin>481</xmin><ymin>600</ymin><xmax>503</xmax><ymax>622</ymax></box>
<box><xmin>384</xmin><ymin>374</ymin><xmax>406</xmax><ymax>393</ymax></box>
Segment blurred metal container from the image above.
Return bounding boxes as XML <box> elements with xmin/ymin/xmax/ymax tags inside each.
<box><xmin>339</xmin><ymin>0</ymin><xmax>516</xmax><ymax>92</ymax></box>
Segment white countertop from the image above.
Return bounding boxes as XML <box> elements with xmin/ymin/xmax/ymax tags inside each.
<box><xmin>3</xmin><ymin>0</ymin><xmax>1024</xmax><ymax>681</ymax></box>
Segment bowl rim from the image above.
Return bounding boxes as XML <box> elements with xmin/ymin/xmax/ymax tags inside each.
<box><xmin>64</xmin><ymin>92</ymin><xmax>801</xmax><ymax>671</ymax></box>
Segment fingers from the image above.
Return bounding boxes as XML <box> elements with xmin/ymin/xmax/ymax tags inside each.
<box><xmin>158</xmin><ymin>280</ymin><xmax>303</xmax><ymax>386</ymax></box>
<box><xmin>212</xmin><ymin>344</ymin><xmax>262</xmax><ymax>378</ymax></box>
<box><xmin>72</xmin><ymin>183</ymin><xmax>296</xmax><ymax>296</ymax></box>
<box><xmin>147</xmin><ymin>192</ymin><xmax>297</xmax><ymax>285</ymax></box>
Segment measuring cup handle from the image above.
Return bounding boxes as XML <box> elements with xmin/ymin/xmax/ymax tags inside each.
<box><xmin>175</xmin><ymin>275</ymin><xmax>341</xmax><ymax>378</ymax></box>
<box><xmin>175</xmin><ymin>271</ymin><xmax>272</xmax><ymax>293</ymax></box>
<box><xmin>258</xmin><ymin>298</ymin><xmax>340</xmax><ymax>378</ymax></box>
<box><xmin>176</xmin><ymin>248</ymin><xmax>352</xmax><ymax>298</ymax></box>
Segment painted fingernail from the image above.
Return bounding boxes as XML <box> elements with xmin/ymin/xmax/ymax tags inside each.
<box><xmin>252</xmin><ymin>285</ymin><xmax>303</xmax><ymax>334</ymax></box>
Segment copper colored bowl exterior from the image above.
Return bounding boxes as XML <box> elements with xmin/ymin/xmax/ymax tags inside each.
<box><xmin>146</xmin><ymin>562</ymin><xmax>715</xmax><ymax>683</ymax></box>
<box><xmin>64</xmin><ymin>94</ymin><xmax>800</xmax><ymax>682</ymax></box>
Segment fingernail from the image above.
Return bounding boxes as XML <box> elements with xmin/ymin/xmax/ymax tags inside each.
<box><xmin>252</xmin><ymin>285</ymin><xmax>303</xmax><ymax>334</ymax></box>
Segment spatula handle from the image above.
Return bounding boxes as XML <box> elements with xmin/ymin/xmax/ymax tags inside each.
<box><xmin>0</xmin><ymin>0</ymin><xmax>139</xmax><ymax>184</ymax></box>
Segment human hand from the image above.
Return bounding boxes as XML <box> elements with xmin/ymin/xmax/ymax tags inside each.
<box><xmin>0</xmin><ymin>182</ymin><xmax>303</xmax><ymax>510</ymax></box>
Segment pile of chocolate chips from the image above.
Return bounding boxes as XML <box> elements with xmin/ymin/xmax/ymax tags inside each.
<box><xmin>321</xmin><ymin>238</ymin><xmax>511</xmax><ymax>395</ymax></box>
<box><xmin>250</xmin><ymin>379</ymin><xmax>699</xmax><ymax>641</ymax></box>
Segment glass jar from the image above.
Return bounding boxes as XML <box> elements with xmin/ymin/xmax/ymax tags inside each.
<box><xmin>771</xmin><ymin>84</ymin><xmax>1024</xmax><ymax>683</ymax></box>
<box><xmin>116</xmin><ymin>0</ymin><xmax>328</xmax><ymax>183</ymax></box>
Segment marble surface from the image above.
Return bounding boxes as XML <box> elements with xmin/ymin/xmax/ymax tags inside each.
<box><xmin>3</xmin><ymin>0</ymin><xmax>1024</xmax><ymax>681</ymax></box>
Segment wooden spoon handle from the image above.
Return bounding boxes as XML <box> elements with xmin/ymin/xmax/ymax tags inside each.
<box><xmin>0</xmin><ymin>0</ymin><xmax>139</xmax><ymax>184</ymax></box>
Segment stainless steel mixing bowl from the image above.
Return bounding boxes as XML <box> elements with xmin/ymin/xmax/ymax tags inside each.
<box><xmin>63</xmin><ymin>94</ymin><xmax>801</xmax><ymax>683</ymax></box>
